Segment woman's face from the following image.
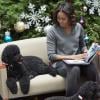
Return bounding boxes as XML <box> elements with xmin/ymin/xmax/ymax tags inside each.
<box><xmin>57</xmin><ymin>11</ymin><xmax>70</xmax><ymax>28</ymax></box>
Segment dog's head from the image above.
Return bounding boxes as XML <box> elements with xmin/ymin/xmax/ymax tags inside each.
<box><xmin>2</xmin><ymin>44</ymin><xmax>23</xmax><ymax>65</ymax></box>
<box><xmin>78</xmin><ymin>81</ymin><xmax>97</xmax><ymax>99</ymax></box>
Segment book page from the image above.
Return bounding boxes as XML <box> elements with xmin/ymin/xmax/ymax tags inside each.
<box><xmin>85</xmin><ymin>43</ymin><xmax>99</xmax><ymax>62</ymax></box>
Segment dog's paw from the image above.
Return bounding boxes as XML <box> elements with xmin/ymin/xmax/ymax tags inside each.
<box><xmin>19</xmin><ymin>75</ymin><xmax>30</xmax><ymax>94</ymax></box>
<box><xmin>6</xmin><ymin>78</ymin><xmax>18</xmax><ymax>94</ymax></box>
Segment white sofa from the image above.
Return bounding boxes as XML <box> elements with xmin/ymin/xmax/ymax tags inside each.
<box><xmin>0</xmin><ymin>37</ymin><xmax>65</xmax><ymax>100</ymax></box>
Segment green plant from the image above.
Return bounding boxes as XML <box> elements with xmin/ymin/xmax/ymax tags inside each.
<box><xmin>0</xmin><ymin>0</ymin><xmax>99</xmax><ymax>44</ymax></box>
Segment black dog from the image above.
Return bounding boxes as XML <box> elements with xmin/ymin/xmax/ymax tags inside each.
<box><xmin>1</xmin><ymin>44</ymin><xmax>57</xmax><ymax>94</ymax></box>
<box><xmin>44</xmin><ymin>81</ymin><xmax>98</xmax><ymax>100</ymax></box>
<box><xmin>45</xmin><ymin>81</ymin><xmax>99</xmax><ymax>100</ymax></box>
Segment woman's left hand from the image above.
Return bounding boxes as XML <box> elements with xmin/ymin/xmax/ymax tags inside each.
<box><xmin>72</xmin><ymin>54</ymin><xmax>87</xmax><ymax>60</ymax></box>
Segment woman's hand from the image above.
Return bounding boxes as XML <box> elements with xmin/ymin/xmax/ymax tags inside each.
<box><xmin>55</xmin><ymin>53</ymin><xmax>87</xmax><ymax>60</ymax></box>
<box><xmin>70</xmin><ymin>54</ymin><xmax>87</xmax><ymax>60</ymax></box>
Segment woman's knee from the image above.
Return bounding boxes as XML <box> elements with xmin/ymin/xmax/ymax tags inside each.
<box><xmin>71</xmin><ymin>66</ymin><xmax>80</xmax><ymax>76</ymax></box>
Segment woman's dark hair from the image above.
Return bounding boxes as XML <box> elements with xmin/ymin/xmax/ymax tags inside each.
<box><xmin>52</xmin><ymin>2</ymin><xmax>76</xmax><ymax>26</ymax></box>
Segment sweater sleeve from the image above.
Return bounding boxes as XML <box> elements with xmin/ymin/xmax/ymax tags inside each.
<box><xmin>44</xmin><ymin>26</ymin><xmax>58</xmax><ymax>61</ymax></box>
<box><xmin>79</xmin><ymin>24</ymin><xmax>87</xmax><ymax>52</ymax></box>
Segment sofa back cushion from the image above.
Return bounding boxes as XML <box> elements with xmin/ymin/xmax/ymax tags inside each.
<box><xmin>0</xmin><ymin>37</ymin><xmax>49</xmax><ymax>64</ymax></box>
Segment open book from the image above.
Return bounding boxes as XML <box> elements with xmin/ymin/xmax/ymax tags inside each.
<box><xmin>63</xmin><ymin>43</ymin><xmax>100</xmax><ymax>65</ymax></box>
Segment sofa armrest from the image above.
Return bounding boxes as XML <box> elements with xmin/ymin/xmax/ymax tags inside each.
<box><xmin>0</xmin><ymin>63</ymin><xmax>8</xmax><ymax>99</ymax></box>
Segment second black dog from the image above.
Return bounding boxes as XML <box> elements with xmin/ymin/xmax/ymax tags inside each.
<box><xmin>45</xmin><ymin>81</ymin><xmax>98</xmax><ymax>100</ymax></box>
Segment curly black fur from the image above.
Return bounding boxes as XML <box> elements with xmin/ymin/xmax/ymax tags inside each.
<box><xmin>1</xmin><ymin>44</ymin><xmax>57</xmax><ymax>94</ymax></box>
<box><xmin>45</xmin><ymin>81</ymin><xmax>98</xmax><ymax>100</ymax></box>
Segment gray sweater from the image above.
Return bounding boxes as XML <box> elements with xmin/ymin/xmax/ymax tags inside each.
<box><xmin>45</xmin><ymin>23</ymin><xmax>86</xmax><ymax>61</ymax></box>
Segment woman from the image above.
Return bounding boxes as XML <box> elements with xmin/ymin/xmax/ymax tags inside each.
<box><xmin>44</xmin><ymin>2</ymin><xmax>98</xmax><ymax>96</ymax></box>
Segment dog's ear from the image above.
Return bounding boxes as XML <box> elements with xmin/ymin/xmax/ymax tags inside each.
<box><xmin>2</xmin><ymin>47</ymin><xmax>9</xmax><ymax>64</ymax></box>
